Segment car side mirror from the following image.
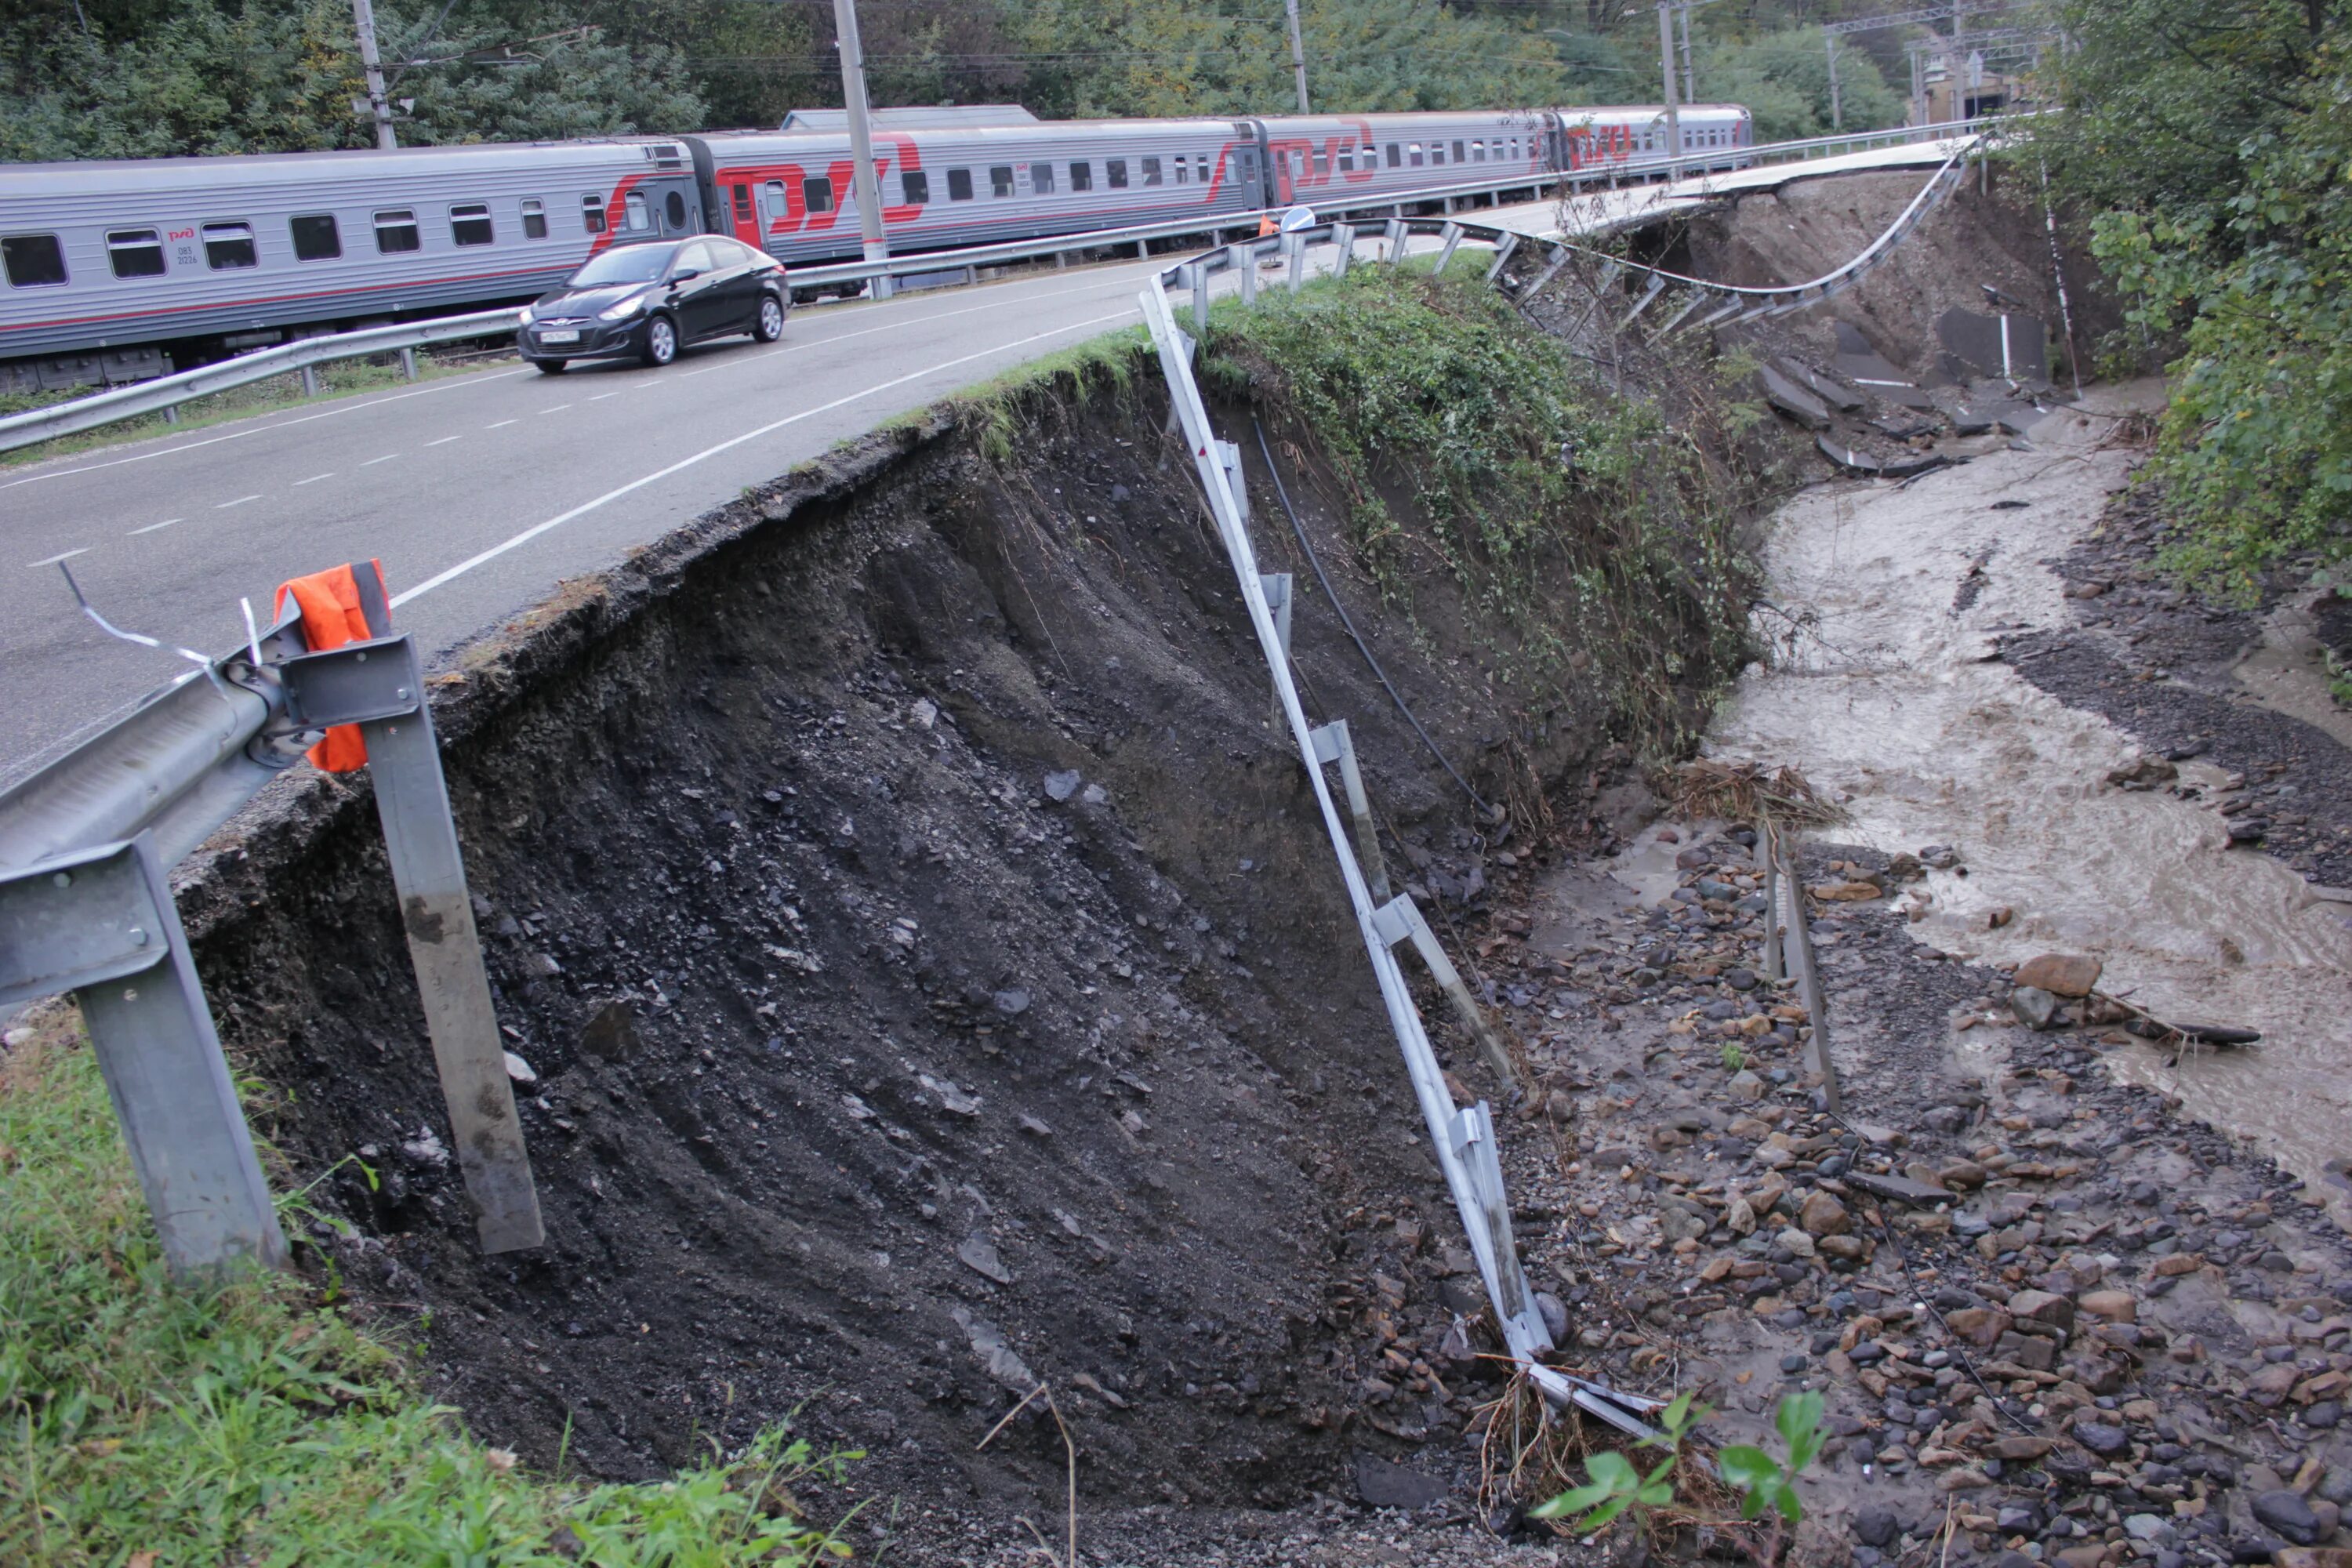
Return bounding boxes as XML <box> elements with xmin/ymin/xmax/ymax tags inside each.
<box><xmin>670</xmin><ymin>267</ymin><xmax>702</xmax><ymax>282</ymax></box>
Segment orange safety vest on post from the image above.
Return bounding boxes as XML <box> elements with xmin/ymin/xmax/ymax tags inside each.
<box><xmin>1258</xmin><ymin>211</ymin><xmax>1279</xmax><ymax>238</ymax></box>
<box><xmin>274</xmin><ymin>559</ymin><xmax>391</xmax><ymax>773</ymax></box>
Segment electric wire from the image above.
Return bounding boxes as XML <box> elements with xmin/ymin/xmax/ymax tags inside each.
<box><xmin>1250</xmin><ymin>416</ymin><xmax>1494</xmax><ymax>818</ymax></box>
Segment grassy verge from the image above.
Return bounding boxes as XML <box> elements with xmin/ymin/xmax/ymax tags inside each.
<box><xmin>0</xmin><ymin>353</ymin><xmax>510</xmax><ymax>470</ymax></box>
<box><xmin>0</xmin><ymin>1013</ymin><xmax>857</xmax><ymax>1565</ymax></box>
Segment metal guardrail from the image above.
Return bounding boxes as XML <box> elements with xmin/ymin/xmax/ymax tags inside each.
<box><xmin>0</xmin><ymin>114</ymin><xmax>2013</xmax><ymax>460</ymax></box>
<box><xmin>0</xmin><ymin>591</ymin><xmax>544</xmax><ymax>1278</ymax></box>
<box><xmin>0</xmin><ymin>308</ymin><xmax>523</xmax><ymax>456</ymax></box>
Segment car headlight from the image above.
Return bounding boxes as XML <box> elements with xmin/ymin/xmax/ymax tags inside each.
<box><xmin>518</xmin><ymin>303</ymin><xmax>538</xmax><ymax>325</ymax></box>
<box><xmin>599</xmin><ymin>295</ymin><xmax>647</xmax><ymax>321</ymax></box>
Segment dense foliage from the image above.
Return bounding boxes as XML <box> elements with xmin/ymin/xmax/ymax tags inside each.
<box><xmin>2043</xmin><ymin>0</ymin><xmax>2352</xmax><ymax>589</ymax></box>
<box><xmin>0</xmin><ymin>0</ymin><xmax>1908</xmax><ymax>159</ymax></box>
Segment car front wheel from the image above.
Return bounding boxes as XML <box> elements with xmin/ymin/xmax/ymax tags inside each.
<box><xmin>535</xmin><ymin>359</ymin><xmax>567</xmax><ymax>375</ymax></box>
<box><xmin>641</xmin><ymin>314</ymin><xmax>678</xmax><ymax>367</ymax></box>
<box><xmin>753</xmin><ymin>294</ymin><xmax>786</xmax><ymax>343</ymax></box>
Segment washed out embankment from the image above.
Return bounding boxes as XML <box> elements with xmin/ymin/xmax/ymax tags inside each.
<box><xmin>172</xmin><ymin>273</ymin><xmax>1766</xmax><ymax>1548</ymax></box>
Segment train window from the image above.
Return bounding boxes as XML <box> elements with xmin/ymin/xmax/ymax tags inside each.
<box><xmin>1105</xmin><ymin>159</ymin><xmax>1128</xmax><ymax>189</ymax></box>
<box><xmin>582</xmin><ymin>194</ymin><xmax>607</xmax><ymax>234</ymax></box>
<box><xmin>203</xmin><ymin>222</ymin><xmax>258</xmax><ymax>269</ymax></box>
<box><xmin>3</xmin><ymin>234</ymin><xmax>67</xmax><ymax>287</ymax></box>
<box><xmin>1429</xmin><ymin>143</ymin><xmax>1444</xmax><ymax>166</ymax></box>
<box><xmin>1141</xmin><ymin>157</ymin><xmax>1162</xmax><ymax>186</ymax></box>
<box><xmin>763</xmin><ymin>180</ymin><xmax>787</xmax><ymax>217</ymax></box>
<box><xmin>664</xmin><ymin>191</ymin><xmax>688</xmax><ymax>229</ymax></box>
<box><xmin>521</xmin><ymin>199</ymin><xmax>548</xmax><ymax>240</ymax></box>
<box><xmin>1030</xmin><ymin>161</ymin><xmax>1055</xmax><ymax>194</ymax></box>
<box><xmin>450</xmin><ymin>203</ymin><xmax>494</xmax><ymax>247</ymax></box>
<box><xmin>1469</xmin><ymin>140</ymin><xmax>1485</xmax><ymax>163</ymax></box>
<box><xmin>1337</xmin><ymin>147</ymin><xmax>1353</xmax><ymax>173</ymax></box>
<box><xmin>990</xmin><ymin>165</ymin><xmax>1014</xmax><ymax>198</ymax></box>
<box><xmin>1385</xmin><ymin>143</ymin><xmax>1401</xmax><ymax>168</ymax></box>
<box><xmin>804</xmin><ymin>176</ymin><xmax>834</xmax><ymax>213</ymax></box>
<box><xmin>901</xmin><ymin>169</ymin><xmax>928</xmax><ymax>203</ymax></box>
<box><xmin>374</xmin><ymin>209</ymin><xmax>421</xmax><ymax>253</ymax></box>
<box><xmin>1407</xmin><ymin>143</ymin><xmax>1424</xmax><ymax>167</ymax></box>
<box><xmin>1195</xmin><ymin>154</ymin><xmax>1209</xmax><ymax>182</ymax></box>
<box><xmin>1069</xmin><ymin>162</ymin><xmax>1092</xmax><ymax>192</ymax></box>
<box><xmin>1454</xmin><ymin>139</ymin><xmax>1467</xmax><ymax>162</ymax></box>
<box><xmin>288</xmin><ymin>214</ymin><xmax>340</xmax><ymax>261</ymax></box>
<box><xmin>623</xmin><ymin>191</ymin><xmax>649</xmax><ymax>230</ymax></box>
<box><xmin>729</xmin><ymin>185</ymin><xmax>752</xmax><ymax>229</ymax></box>
<box><xmin>946</xmin><ymin>168</ymin><xmax>973</xmax><ymax>201</ymax></box>
<box><xmin>107</xmin><ymin>228</ymin><xmax>167</xmax><ymax>278</ymax></box>
<box><xmin>1174</xmin><ymin>158</ymin><xmax>1187</xmax><ymax>184</ymax></box>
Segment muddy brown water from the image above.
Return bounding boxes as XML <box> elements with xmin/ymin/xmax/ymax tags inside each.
<box><xmin>1705</xmin><ymin>390</ymin><xmax>2352</xmax><ymax>1210</ymax></box>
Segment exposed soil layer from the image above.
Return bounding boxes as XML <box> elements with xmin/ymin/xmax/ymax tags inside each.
<box><xmin>172</xmin><ymin>374</ymin><xmax>1740</xmax><ymax>1559</ymax></box>
<box><xmin>1682</xmin><ymin>166</ymin><xmax>2125</xmax><ymax>386</ymax></box>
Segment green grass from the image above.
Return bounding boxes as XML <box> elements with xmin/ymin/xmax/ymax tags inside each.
<box><xmin>0</xmin><ymin>1016</ymin><xmax>858</xmax><ymax>1566</ymax></box>
<box><xmin>0</xmin><ymin>353</ymin><xmax>508</xmax><ymax>470</ymax></box>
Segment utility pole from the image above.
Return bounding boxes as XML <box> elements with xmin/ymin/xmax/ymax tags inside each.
<box><xmin>832</xmin><ymin>0</ymin><xmax>893</xmax><ymax>299</ymax></box>
<box><xmin>1825</xmin><ymin>31</ymin><xmax>1842</xmax><ymax>129</ymax></box>
<box><xmin>350</xmin><ymin>0</ymin><xmax>397</xmax><ymax>150</ymax></box>
<box><xmin>1678</xmin><ymin>4</ymin><xmax>1695</xmax><ymax>102</ymax></box>
<box><xmin>1284</xmin><ymin>0</ymin><xmax>1310</xmax><ymax>113</ymax></box>
<box><xmin>1657</xmin><ymin>0</ymin><xmax>1682</xmax><ymax>169</ymax></box>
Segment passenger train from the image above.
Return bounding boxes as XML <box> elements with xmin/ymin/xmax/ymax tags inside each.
<box><xmin>0</xmin><ymin>101</ymin><xmax>1751</xmax><ymax>390</ymax></box>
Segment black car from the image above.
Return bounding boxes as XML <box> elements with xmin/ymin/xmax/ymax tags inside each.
<box><xmin>517</xmin><ymin>236</ymin><xmax>789</xmax><ymax>372</ymax></box>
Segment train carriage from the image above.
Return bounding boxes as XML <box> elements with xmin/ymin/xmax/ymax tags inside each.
<box><xmin>0</xmin><ymin>137</ymin><xmax>709</xmax><ymax>385</ymax></box>
<box><xmin>1250</xmin><ymin>110</ymin><xmax>1556</xmax><ymax>209</ymax></box>
<box><xmin>691</xmin><ymin>117</ymin><xmax>1263</xmax><ymax>270</ymax></box>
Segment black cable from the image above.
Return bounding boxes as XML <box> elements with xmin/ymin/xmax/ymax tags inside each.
<box><xmin>1251</xmin><ymin>417</ymin><xmax>1494</xmax><ymax>820</ymax></box>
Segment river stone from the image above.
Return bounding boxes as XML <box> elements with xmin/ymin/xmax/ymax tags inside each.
<box><xmin>2256</xmin><ymin>1490</ymin><xmax>2325</xmax><ymax>1546</ymax></box>
<box><xmin>2014</xmin><ymin>953</ymin><xmax>2103</xmax><ymax>997</ymax></box>
<box><xmin>2011</xmin><ymin>985</ymin><xmax>2063</xmax><ymax>1030</ymax></box>
<box><xmin>2078</xmin><ymin>1290</ymin><xmax>2138</xmax><ymax>1323</ymax></box>
<box><xmin>1356</xmin><ymin>1453</ymin><xmax>1450</xmax><ymax>1510</ymax></box>
<box><xmin>1800</xmin><ymin>1190</ymin><xmax>1852</xmax><ymax>1237</ymax></box>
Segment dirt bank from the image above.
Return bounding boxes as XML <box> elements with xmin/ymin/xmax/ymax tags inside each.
<box><xmin>170</xmin><ymin>325</ymin><xmax>1749</xmax><ymax>1559</ymax></box>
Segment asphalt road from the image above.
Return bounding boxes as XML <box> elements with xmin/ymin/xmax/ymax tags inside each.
<box><xmin>1</xmin><ymin>256</ymin><xmax>1179</xmax><ymax>784</ymax></box>
<box><xmin>0</xmin><ymin>136</ymin><xmax>1962</xmax><ymax>787</ymax></box>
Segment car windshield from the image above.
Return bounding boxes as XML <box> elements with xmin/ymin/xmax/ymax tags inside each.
<box><xmin>567</xmin><ymin>245</ymin><xmax>674</xmax><ymax>288</ymax></box>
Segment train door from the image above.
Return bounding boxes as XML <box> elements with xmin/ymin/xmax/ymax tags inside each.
<box><xmin>639</xmin><ymin>176</ymin><xmax>704</xmax><ymax>238</ymax></box>
<box><xmin>1232</xmin><ymin>122</ymin><xmax>1270</xmax><ymax>209</ymax></box>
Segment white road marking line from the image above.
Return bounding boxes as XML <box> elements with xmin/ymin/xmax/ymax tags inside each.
<box><xmin>486</xmin><ymin>419</ymin><xmax>517</xmax><ymax>429</ymax></box>
<box><xmin>361</xmin><ymin>453</ymin><xmax>399</xmax><ymax>466</ymax></box>
<box><xmin>1</xmin><ymin>365</ymin><xmax>535</xmax><ymax>491</ymax></box>
<box><xmin>215</xmin><ymin>493</ymin><xmax>260</xmax><ymax>509</ymax></box>
<box><xmin>538</xmin><ymin>404</ymin><xmax>572</xmax><ymax>415</ymax></box>
<box><xmin>128</xmin><ymin>517</ymin><xmax>183</xmax><ymax>535</ymax></box>
<box><xmin>27</xmin><ymin>547</ymin><xmax>89</xmax><ymax>568</ymax></box>
<box><xmin>588</xmin><ymin>392</ymin><xmax>620</xmax><ymax>401</ymax></box>
<box><xmin>393</xmin><ymin>304</ymin><xmax>1137</xmax><ymax>612</ymax></box>
<box><xmin>292</xmin><ymin>471</ymin><xmax>335</xmax><ymax>485</ymax></box>
<box><xmin>426</xmin><ymin>434</ymin><xmax>464</xmax><ymax>447</ymax></box>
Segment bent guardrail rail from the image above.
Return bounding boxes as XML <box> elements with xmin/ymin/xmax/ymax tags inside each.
<box><xmin>0</xmin><ymin>114</ymin><xmax>2022</xmax><ymax>459</ymax></box>
<box><xmin>0</xmin><ymin>589</ymin><xmax>543</xmax><ymax>1278</ymax></box>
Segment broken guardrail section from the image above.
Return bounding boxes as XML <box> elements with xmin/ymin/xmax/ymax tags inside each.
<box><xmin>0</xmin><ymin>575</ymin><xmax>540</xmax><ymax>1279</ymax></box>
<box><xmin>1138</xmin><ymin>282</ymin><xmax>1662</xmax><ymax>1438</ymax></box>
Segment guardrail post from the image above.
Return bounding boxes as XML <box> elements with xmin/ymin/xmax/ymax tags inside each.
<box><xmin>1433</xmin><ymin>222</ymin><xmax>1465</xmax><ymax>279</ymax></box>
<box><xmin>1369</xmin><ymin>893</ymin><xmax>1519</xmax><ymax>1096</ymax></box>
<box><xmin>0</xmin><ymin>834</ymin><xmax>289</xmax><ymax>1280</ymax></box>
<box><xmin>1765</xmin><ymin>824</ymin><xmax>1841</xmax><ymax>1113</ymax></box>
<box><xmin>1761</xmin><ymin>820</ymin><xmax>1784</xmax><ymax>983</ymax></box>
<box><xmin>1214</xmin><ymin>439</ymin><xmax>1250</xmax><ymax>528</ymax></box>
<box><xmin>1308</xmin><ymin>720</ymin><xmax>1390</xmax><ymax>904</ymax></box>
<box><xmin>1284</xmin><ymin>230</ymin><xmax>1305</xmax><ymax>293</ymax></box>
<box><xmin>1330</xmin><ymin>223</ymin><xmax>1354</xmax><ymax>279</ymax></box>
<box><xmin>299</xmin><ymin>365</ymin><xmax>320</xmax><ymax>398</ymax></box>
<box><xmin>1383</xmin><ymin>218</ymin><xmax>1406</xmax><ymax>266</ymax></box>
<box><xmin>399</xmin><ymin>347</ymin><xmax>418</xmax><ymax>382</ymax></box>
<box><xmin>1229</xmin><ymin>245</ymin><xmax>1257</xmax><ymax>307</ymax></box>
<box><xmin>1483</xmin><ymin>230</ymin><xmax>1519</xmax><ymax>283</ymax></box>
<box><xmin>277</xmin><ymin>634</ymin><xmax>545</xmax><ymax>1253</ymax></box>
<box><xmin>1261</xmin><ymin>573</ymin><xmax>1292</xmax><ymax>726</ymax></box>
<box><xmin>1188</xmin><ymin>262</ymin><xmax>1210</xmax><ymax>335</ymax></box>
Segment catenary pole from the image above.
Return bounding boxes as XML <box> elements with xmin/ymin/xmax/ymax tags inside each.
<box><xmin>1826</xmin><ymin>31</ymin><xmax>1843</xmax><ymax>129</ymax></box>
<box><xmin>351</xmin><ymin>0</ymin><xmax>397</xmax><ymax>149</ymax></box>
<box><xmin>833</xmin><ymin>0</ymin><xmax>895</xmax><ymax>300</ymax></box>
<box><xmin>1285</xmin><ymin>0</ymin><xmax>1311</xmax><ymax>112</ymax></box>
<box><xmin>1657</xmin><ymin>0</ymin><xmax>1682</xmax><ymax>171</ymax></box>
<box><xmin>1679</xmin><ymin>4</ymin><xmax>1695</xmax><ymax>101</ymax></box>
